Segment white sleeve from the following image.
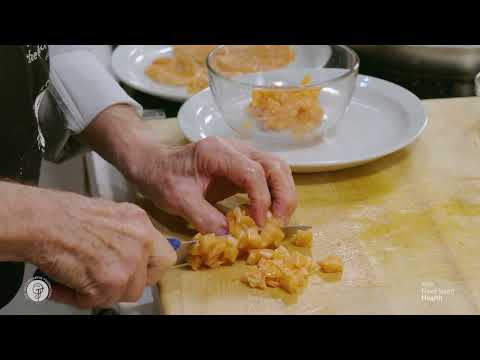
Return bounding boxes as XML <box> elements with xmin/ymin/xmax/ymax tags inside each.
<box><xmin>48</xmin><ymin>45</ymin><xmax>143</xmax><ymax>134</ymax></box>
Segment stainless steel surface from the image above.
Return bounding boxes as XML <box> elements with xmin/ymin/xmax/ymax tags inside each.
<box><xmin>351</xmin><ymin>45</ymin><xmax>480</xmax><ymax>79</ymax></box>
<box><xmin>143</xmin><ymin>109</ymin><xmax>166</xmax><ymax>120</ymax></box>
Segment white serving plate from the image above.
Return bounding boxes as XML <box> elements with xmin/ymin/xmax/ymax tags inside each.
<box><xmin>178</xmin><ymin>75</ymin><xmax>428</xmax><ymax>173</ymax></box>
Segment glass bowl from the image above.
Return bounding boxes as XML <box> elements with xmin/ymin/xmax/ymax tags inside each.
<box><xmin>207</xmin><ymin>45</ymin><xmax>359</xmax><ymax>148</ymax></box>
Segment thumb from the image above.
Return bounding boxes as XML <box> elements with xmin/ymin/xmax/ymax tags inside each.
<box><xmin>147</xmin><ymin>231</ymin><xmax>178</xmax><ymax>285</ymax></box>
<box><xmin>178</xmin><ymin>190</ymin><xmax>229</xmax><ymax>235</ymax></box>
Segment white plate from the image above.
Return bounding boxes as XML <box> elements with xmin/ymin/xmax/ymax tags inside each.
<box><xmin>112</xmin><ymin>45</ymin><xmax>190</xmax><ymax>102</ymax></box>
<box><xmin>178</xmin><ymin>75</ymin><xmax>428</xmax><ymax>173</ymax></box>
<box><xmin>111</xmin><ymin>45</ymin><xmax>337</xmax><ymax>103</ymax></box>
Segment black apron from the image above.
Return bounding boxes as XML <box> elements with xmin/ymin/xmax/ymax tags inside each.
<box><xmin>0</xmin><ymin>45</ymin><xmax>49</xmax><ymax>310</ymax></box>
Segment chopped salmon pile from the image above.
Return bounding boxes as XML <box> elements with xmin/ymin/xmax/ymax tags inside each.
<box><xmin>186</xmin><ymin>207</ymin><xmax>343</xmax><ymax>294</ymax></box>
<box><xmin>209</xmin><ymin>45</ymin><xmax>295</xmax><ymax>77</ymax></box>
<box><xmin>145</xmin><ymin>45</ymin><xmax>296</xmax><ymax>95</ymax></box>
<box><xmin>242</xmin><ymin>246</ymin><xmax>319</xmax><ymax>294</ymax></box>
<box><xmin>145</xmin><ymin>45</ymin><xmax>216</xmax><ymax>94</ymax></box>
<box><xmin>187</xmin><ymin>207</ymin><xmax>285</xmax><ymax>271</ymax></box>
<box><xmin>248</xmin><ymin>75</ymin><xmax>325</xmax><ymax>135</ymax></box>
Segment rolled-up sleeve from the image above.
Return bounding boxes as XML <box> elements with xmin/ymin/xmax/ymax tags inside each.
<box><xmin>41</xmin><ymin>45</ymin><xmax>143</xmax><ymax>162</ymax></box>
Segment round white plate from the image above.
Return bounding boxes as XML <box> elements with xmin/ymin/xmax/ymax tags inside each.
<box><xmin>112</xmin><ymin>45</ymin><xmax>190</xmax><ymax>102</ymax></box>
<box><xmin>111</xmin><ymin>45</ymin><xmax>336</xmax><ymax>103</ymax></box>
<box><xmin>178</xmin><ymin>75</ymin><xmax>428</xmax><ymax>173</ymax></box>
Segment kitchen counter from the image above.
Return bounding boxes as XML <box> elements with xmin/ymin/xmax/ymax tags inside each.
<box><xmin>146</xmin><ymin>97</ymin><xmax>480</xmax><ymax>315</ymax></box>
<box><xmin>4</xmin><ymin>96</ymin><xmax>479</xmax><ymax>315</ymax></box>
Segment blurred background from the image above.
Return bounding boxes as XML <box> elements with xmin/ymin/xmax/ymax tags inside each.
<box><xmin>111</xmin><ymin>45</ymin><xmax>480</xmax><ymax>118</ymax></box>
<box><xmin>349</xmin><ymin>45</ymin><xmax>480</xmax><ymax>99</ymax></box>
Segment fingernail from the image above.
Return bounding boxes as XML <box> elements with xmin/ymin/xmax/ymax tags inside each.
<box><xmin>216</xmin><ymin>227</ymin><xmax>229</xmax><ymax>236</ymax></box>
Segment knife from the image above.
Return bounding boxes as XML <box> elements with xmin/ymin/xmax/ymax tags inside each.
<box><xmin>34</xmin><ymin>238</ymin><xmax>184</xmax><ymax>285</ymax></box>
<box><xmin>169</xmin><ymin>225</ymin><xmax>313</xmax><ymax>269</ymax></box>
<box><xmin>36</xmin><ymin>226</ymin><xmax>312</xmax><ymax>275</ymax></box>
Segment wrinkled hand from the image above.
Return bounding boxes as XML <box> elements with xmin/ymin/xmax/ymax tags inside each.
<box><xmin>30</xmin><ymin>190</ymin><xmax>177</xmax><ymax>309</ymax></box>
<box><xmin>81</xmin><ymin>104</ymin><xmax>298</xmax><ymax>236</ymax></box>
<box><xmin>131</xmin><ymin>136</ymin><xmax>298</xmax><ymax>235</ymax></box>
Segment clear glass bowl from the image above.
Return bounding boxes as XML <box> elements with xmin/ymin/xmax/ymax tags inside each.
<box><xmin>207</xmin><ymin>45</ymin><xmax>359</xmax><ymax>148</ymax></box>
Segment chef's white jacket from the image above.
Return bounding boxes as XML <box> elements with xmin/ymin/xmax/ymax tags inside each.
<box><xmin>42</xmin><ymin>45</ymin><xmax>143</xmax><ymax>162</ymax></box>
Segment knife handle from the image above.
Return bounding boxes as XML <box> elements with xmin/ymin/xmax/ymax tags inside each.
<box><xmin>34</xmin><ymin>238</ymin><xmax>183</xmax><ymax>285</ymax></box>
<box><xmin>167</xmin><ymin>238</ymin><xmax>182</xmax><ymax>251</ymax></box>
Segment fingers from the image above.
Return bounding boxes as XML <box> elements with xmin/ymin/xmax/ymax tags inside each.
<box><xmin>177</xmin><ymin>188</ymin><xmax>229</xmax><ymax>235</ymax></box>
<box><xmin>196</xmin><ymin>137</ymin><xmax>271</xmax><ymax>227</ymax></box>
<box><xmin>51</xmin><ymin>265</ymin><xmax>154</xmax><ymax>309</ymax></box>
<box><xmin>50</xmin><ymin>283</ymin><xmax>80</xmax><ymax>307</ymax></box>
<box><xmin>229</xmin><ymin>139</ymin><xmax>298</xmax><ymax>224</ymax></box>
<box><xmin>51</xmin><ymin>262</ymin><xmax>156</xmax><ymax>308</ymax></box>
<box><xmin>147</xmin><ymin>231</ymin><xmax>178</xmax><ymax>285</ymax></box>
<box><xmin>205</xmin><ymin>177</ymin><xmax>241</xmax><ymax>205</ymax></box>
<box><xmin>221</xmin><ymin>155</ymin><xmax>271</xmax><ymax>227</ymax></box>
<box><xmin>252</xmin><ymin>154</ymin><xmax>297</xmax><ymax>224</ymax></box>
<box><xmin>50</xmin><ymin>283</ymin><xmax>117</xmax><ymax>310</ymax></box>
<box><xmin>122</xmin><ymin>255</ymin><xmax>149</xmax><ymax>303</ymax></box>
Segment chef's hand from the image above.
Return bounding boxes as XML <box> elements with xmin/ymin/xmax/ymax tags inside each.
<box><xmin>23</xmin><ymin>187</ymin><xmax>177</xmax><ymax>309</ymax></box>
<box><xmin>81</xmin><ymin>105</ymin><xmax>298</xmax><ymax>235</ymax></box>
<box><xmin>131</xmin><ymin>137</ymin><xmax>298</xmax><ymax>234</ymax></box>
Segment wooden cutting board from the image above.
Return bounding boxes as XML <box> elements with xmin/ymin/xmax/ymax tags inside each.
<box><xmin>143</xmin><ymin>97</ymin><xmax>480</xmax><ymax>315</ymax></box>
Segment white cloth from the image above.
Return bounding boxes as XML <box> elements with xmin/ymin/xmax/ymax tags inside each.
<box><xmin>48</xmin><ymin>45</ymin><xmax>143</xmax><ymax>134</ymax></box>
